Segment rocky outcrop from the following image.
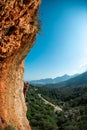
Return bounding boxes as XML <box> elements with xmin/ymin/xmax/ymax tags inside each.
<box><xmin>0</xmin><ymin>0</ymin><xmax>41</xmax><ymax>130</ymax></box>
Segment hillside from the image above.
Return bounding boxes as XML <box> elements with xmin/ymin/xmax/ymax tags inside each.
<box><xmin>26</xmin><ymin>87</ymin><xmax>58</xmax><ymax>130</ymax></box>
<box><xmin>26</xmin><ymin>85</ymin><xmax>87</xmax><ymax>130</ymax></box>
<box><xmin>59</xmin><ymin>71</ymin><xmax>87</xmax><ymax>87</ymax></box>
<box><xmin>30</xmin><ymin>74</ymin><xmax>73</xmax><ymax>85</ymax></box>
<box><xmin>27</xmin><ymin>72</ymin><xmax>87</xmax><ymax>130</ymax></box>
<box><xmin>46</xmin><ymin>71</ymin><xmax>87</xmax><ymax>88</ymax></box>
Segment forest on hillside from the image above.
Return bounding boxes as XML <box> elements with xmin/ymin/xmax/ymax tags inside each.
<box><xmin>26</xmin><ymin>85</ymin><xmax>87</xmax><ymax>130</ymax></box>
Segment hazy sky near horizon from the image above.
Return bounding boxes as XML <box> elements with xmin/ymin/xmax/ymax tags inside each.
<box><xmin>24</xmin><ymin>0</ymin><xmax>87</xmax><ymax>81</ymax></box>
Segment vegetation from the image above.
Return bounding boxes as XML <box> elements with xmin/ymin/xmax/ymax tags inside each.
<box><xmin>4</xmin><ymin>125</ymin><xmax>15</xmax><ymax>130</ymax></box>
<box><xmin>33</xmin><ymin>13</ymin><xmax>41</xmax><ymax>34</ymax></box>
<box><xmin>26</xmin><ymin>87</ymin><xmax>58</xmax><ymax>130</ymax></box>
<box><xmin>26</xmin><ymin>85</ymin><xmax>87</xmax><ymax>130</ymax></box>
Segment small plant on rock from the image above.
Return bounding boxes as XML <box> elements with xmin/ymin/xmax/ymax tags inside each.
<box><xmin>4</xmin><ymin>125</ymin><xmax>16</xmax><ymax>130</ymax></box>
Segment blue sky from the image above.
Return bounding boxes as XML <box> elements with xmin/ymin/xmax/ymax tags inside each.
<box><xmin>24</xmin><ymin>0</ymin><xmax>87</xmax><ymax>81</ymax></box>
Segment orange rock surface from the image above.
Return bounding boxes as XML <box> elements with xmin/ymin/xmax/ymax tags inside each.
<box><xmin>0</xmin><ymin>0</ymin><xmax>41</xmax><ymax>129</ymax></box>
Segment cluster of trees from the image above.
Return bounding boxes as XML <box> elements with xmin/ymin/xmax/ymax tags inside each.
<box><xmin>26</xmin><ymin>87</ymin><xmax>58</xmax><ymax>130</ymax></box>
<box><xmin>37</xmin><ymin>85</ymin><xmax>87</xmax><ymax>107</ymax></box>
<box><xmin>26</xmin><ymin>85</ymin><xmax>87</xmax><ymax>130</ymax></box>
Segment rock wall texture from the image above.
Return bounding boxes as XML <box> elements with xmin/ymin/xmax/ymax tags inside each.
<box><xmin>0</xmin><ymin>0</ymin><xmax>41</xmax><ymax>130</ymax></box>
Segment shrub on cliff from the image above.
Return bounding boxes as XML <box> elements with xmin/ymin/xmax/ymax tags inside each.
<box><xmin>4</xmin><ymin>125</ymin><xmax>15</xmax><ymax>130</ymax></box>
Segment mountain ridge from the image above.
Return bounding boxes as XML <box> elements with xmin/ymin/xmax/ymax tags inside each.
<box><xmin>30</xmin><ymin>74</ymin><xmax>78</xmax><ymax>85</ymax></box>
<box><xmin>46</xmin><ymin>71</ymin><xmax>87</xmax><ymax>88</ymax></box>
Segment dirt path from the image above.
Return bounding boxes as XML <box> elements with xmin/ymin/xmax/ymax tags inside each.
<box><xmin>38</xmin><ymin>94</ymin><xmax>62</xmax><ymax>112</ymax></box>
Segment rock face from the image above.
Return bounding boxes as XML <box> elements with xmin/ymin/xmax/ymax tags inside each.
<box><xmin>0</xmin><ymin>0</ymin><xmax>41</xmax><ymax>130</ymax></box>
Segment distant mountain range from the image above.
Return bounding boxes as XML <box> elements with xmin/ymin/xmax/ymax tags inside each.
<box><xmin>30</xmin><ymin>74</ymin><xmax>78</xmax><ymax>85</ymax></box>
<box><xmin>46</xmin><ymin>71</ymin><xmax>87</xmax><ymax>88</ymax></box>
<box><xmin>30</xmin><ymin>71</ymin><xmax>87</xmax><ymax>87</ymax></box>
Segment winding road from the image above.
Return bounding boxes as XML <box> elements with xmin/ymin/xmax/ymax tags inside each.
<box><xmin>38</xmin><ymin>94</ymin><xmax>62</xmax><ymax>112</ymax></box>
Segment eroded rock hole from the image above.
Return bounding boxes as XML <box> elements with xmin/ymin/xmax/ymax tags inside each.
<box><xmin>6</xmin><ymin>26</ymin><xmax>16</xmax><ymax>36</ymax></box>
<box><xmin>0</xmin><ymin>57</ymin><xmax>4</xmax><ymax>62</ymax></box>
<box><xmin>0</xmin><ymin>4</ymin><xmax>2</xmax><ymax>10</ymax></box>
<box><xmin>23</xmin><ymin>0</ymin><xmax>30</xmax><ymax>5</ymax></box>
<box><xmin>0</xmin><ymin>117</ymin><xmax>6</xmax><ymax>124</ymax></box>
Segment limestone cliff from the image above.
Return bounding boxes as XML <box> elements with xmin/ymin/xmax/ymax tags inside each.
<box><xmin>0</xmin><ymin>0</ymin><xmax>41</xmax><ymax>130</ymax></box>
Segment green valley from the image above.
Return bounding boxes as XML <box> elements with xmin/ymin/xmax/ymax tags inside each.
<box><xmin>26</xmin><ymin>84</ymin><xmax>87</xmax><ymax>130</ymax></box>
